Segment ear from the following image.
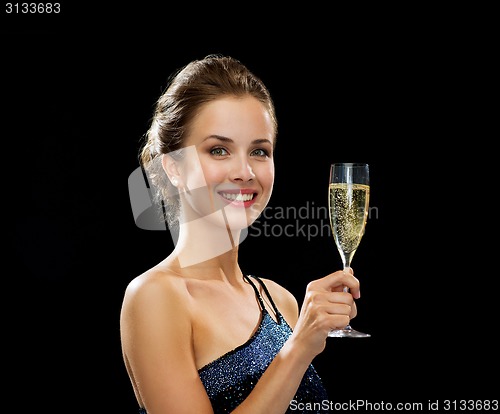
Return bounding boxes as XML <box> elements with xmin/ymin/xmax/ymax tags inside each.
<box><xmin>161</xmin><ymin>154</ymin><xmax>181</xmax><ymax>187</ymax></box>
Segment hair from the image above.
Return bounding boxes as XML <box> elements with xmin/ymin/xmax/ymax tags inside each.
<box><xmin>139</xmin><ymin>54</ymin><xmax>278</xmax><ymax>228</ymax></box>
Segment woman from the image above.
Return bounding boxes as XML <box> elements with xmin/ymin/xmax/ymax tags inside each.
<box><xmin>120</xmin><ymin>54</ymin><xmax>361</xmax><ymax>414</ymax></box>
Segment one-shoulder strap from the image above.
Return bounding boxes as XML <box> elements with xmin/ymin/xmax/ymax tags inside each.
<box><xmin>245</xmin><ymin>275</ymin><xmax>281</xmax><ymax>317</ymax></box>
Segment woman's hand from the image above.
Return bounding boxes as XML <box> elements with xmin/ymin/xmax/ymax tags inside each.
<box><xmin>291</xmin><ymin>268</ymin><xmax>360</xmax><ymax>358</ymax></box>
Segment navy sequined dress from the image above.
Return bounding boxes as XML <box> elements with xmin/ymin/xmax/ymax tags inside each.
<box><xmin>138</xmin><ymin>275</ymin><xmax>329</xmax><ymax>414</ymax></box>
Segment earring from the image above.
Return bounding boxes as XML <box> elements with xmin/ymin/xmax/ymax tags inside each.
<box><xmin>171</xmin><ymin>177</ymin><xmax>178</xmax><ymax>186</ymax></box>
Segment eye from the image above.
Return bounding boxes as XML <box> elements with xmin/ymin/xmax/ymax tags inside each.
<box><xmin>210</xmin><ymin>147</ymin><xmax>229</xmax><ymax>157</ymax></box>
<box><xmin>250</xmin><ymin>148</ymin><xmax>270</xmax><ymax>157</ymax></box>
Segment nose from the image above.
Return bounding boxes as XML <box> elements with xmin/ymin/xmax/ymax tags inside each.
<box><xmin>229</xmin><ymin>156</ymin><xmax>255</xmax><ymax>182</ymax></box>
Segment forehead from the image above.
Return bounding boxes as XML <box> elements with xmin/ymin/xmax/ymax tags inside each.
<box><xmin>186</xmin><ymin>96</ymin><xmax>275</xmax><ymax>144</ymax></box>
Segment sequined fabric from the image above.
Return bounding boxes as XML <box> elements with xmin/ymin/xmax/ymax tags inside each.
<box><xmin>138</xmin><ymin>275</ymin><xmax>329</xmax><ymax>414</ymax></box>
<box><xmin>198</xmin><ymin>312</ymin><xmax>329</xmax><ymax>413</ymax></box>
<box><xmin>198</xmin><ymin>275</ymin><xmax>329</xmax><ymax>413</ymax></box>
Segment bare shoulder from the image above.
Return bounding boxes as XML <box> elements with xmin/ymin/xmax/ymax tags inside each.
<box><xmin>121</xmin><ymin>267</ymin><xmax>191</xmax><ymax>320</ymax></box>
<box><xmin>120</xmin><ymin>267</ymin><xmax>208</xmax><ymax>411</ymax></box>
<box><xmin>257</xmin><ymin>277</ymin><xmax>299</xmax><ymax>326</ymax></box>
<box><xmin>120</xmin><ymin>265</ymin><xmax>195</xmax><ymax>362</ymax></box>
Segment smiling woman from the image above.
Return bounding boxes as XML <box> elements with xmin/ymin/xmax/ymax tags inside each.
<box><xmin>120</xmin><ymin>54</ymin><xmax>362</xmax><ymax>414</ymax></box>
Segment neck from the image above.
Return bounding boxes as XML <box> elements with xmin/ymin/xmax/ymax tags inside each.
<box><xmin>168</xmin><ymin>216</ymin><xmax>245</xmax><ymax>282</ymax></box>
<box><xmin>164</xmin><ymin>246</ymin><xmax>243</xmax><ymax>283</ymax></box>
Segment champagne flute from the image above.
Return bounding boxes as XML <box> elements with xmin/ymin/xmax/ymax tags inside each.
<box><xmin>328</xmin><ymin>162</ymin><xmax>371</xmax><ymax>338</ymax></box>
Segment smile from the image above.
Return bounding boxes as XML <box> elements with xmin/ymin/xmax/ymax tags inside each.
<box><xmin>219</xmin><ymin>192</ymin><xmax>255</xmax><ymax>202</ymax></box>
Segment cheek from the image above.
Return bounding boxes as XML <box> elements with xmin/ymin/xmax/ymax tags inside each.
<box><xmin>257</xmin><ymin>163</ymin><xmax>275</xmax><ymax>189</ymax></box>
<box><xmin>183</xmin><ymin>160</ymin><xmax>209</xmax><ymax>190</ymax></box>
<box><xmin>199</xmin><ymin>163</ymin><xmax>226</xmax><ymax>187</ymax></box>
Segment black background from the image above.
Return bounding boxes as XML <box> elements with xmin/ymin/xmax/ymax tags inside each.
<box><xmin>5</xmin><ymin>4</ymin><xmax>498</xmax><ymax>413</ymax></box>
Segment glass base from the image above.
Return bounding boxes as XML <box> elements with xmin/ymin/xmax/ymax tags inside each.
<box><xmin>328</xmin><ymin>325</ymin><xmax>371</xmax><ymax>338</ymax></box>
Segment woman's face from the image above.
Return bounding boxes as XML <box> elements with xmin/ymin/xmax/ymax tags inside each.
<box><xmin>176</xmin><ymin>96</ymin><xmax>275</xmax><ymax>230</ymax></box>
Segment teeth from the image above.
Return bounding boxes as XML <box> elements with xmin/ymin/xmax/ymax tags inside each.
<box><xmin>220</xmin><ymin>192</ymin><xmax>254</xmax><ymax>202</ymax></box>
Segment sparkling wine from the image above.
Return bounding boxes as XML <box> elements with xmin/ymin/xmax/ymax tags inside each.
<box><xmin>328</xmin><ymin>182</ymin><xmax>370</xmax><ymax>266</ymax></box>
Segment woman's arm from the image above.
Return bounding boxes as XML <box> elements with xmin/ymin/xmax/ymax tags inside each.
<box><xmin>232</xmin><ymin>269</ymin><xmax>359</xmax><ymax>413</ymax></box>
<box><xmin>120</xmin><ymin>273</ymin><xmax>214</xmax><ymax>413</ymax></box>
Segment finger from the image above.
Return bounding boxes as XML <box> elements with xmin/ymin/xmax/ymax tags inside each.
<box><xmin>311</xmin><ymin>270</ymin><xmax>361</xmax><ymax>299</ymax></box>
<box><xmin>344</xmin><ymin>267</ymin><xmax>362</xmax><ymax>299</ymax></box>
<box><xmin>307</xmin><ymin>290</ymin><xmax>353</xmax><ymax>307</ymax></box>
<box><xmin>324</xmin><ymin>302</ymin><xmax>352</xmax><ymax>316</ymax></box>
<box><xmin>324</xmin><ymin>293</ymin><xmax>358</xmax><ymax>319</ymax></box>
<box><xmin>326</xmin><ymin>291</ymin><xmax>355</xmax><ymax>306</ymax></box>
<box><xmin>326</xmin><ymin>314</ymin><xmax>351</xmax><ymax>331</ymax></box>
<box><xmin>328</xmin><ymin>267</ymin><xmax>354</xmax><ymax>292</ymax></box>
<box><xmin>306</xmin><ymin>306</ymin><xmax>351</xmax><ymax>332</ymax></box>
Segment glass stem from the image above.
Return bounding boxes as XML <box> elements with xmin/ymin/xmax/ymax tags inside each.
<box><xmin>342</xmin><ymin>264</ymin><xmax>352</xmax><ymax>330</ymax></box>
<box><xmin>342</xmin><ymin>263</ymin><xmax>351</xmax><ymax>292</ymax></box>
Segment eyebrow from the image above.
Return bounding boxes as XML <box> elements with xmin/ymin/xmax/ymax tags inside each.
<box><xmin>202</xmin><ymin>135</ymin><xmax>273</xmax><ymax>146</ymax></box>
